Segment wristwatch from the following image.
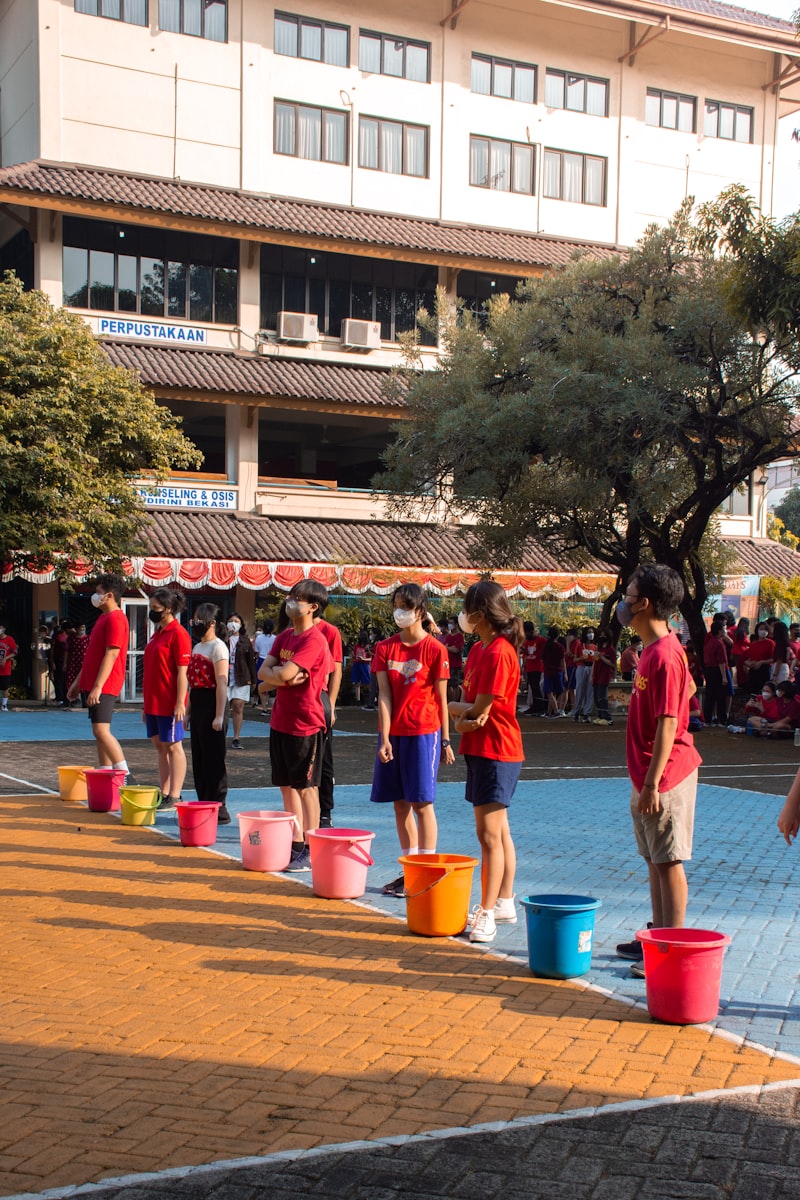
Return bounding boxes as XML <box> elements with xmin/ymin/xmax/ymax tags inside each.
<box><xmin>441</xmin><ymin>739</ymin><xmax>451</xmax><ymax>748</ymax></box>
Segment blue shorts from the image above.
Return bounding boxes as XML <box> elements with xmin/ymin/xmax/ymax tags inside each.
<box><xmin>351</xmin><ymin>661</ymin><xmax>371</xmax><ymax>686</ymax></box>
<box><xmin>370</xmin><ymin>732</ymin><xmax>440</xmax><ymax>805</ymax></box>
<box><xmin>464</xmin><ymin>755</ymin><xmax>521</xmax><ymax>808</ymax></box>
<box><xmin>145</xmin><ymin>714</ymin><xmax>185</xmax><ymax>743</ymax></box>
<box><xmin>542</xmin><ymin>672</ymin><xmax>564</xmax><ymax>696</ymax></box>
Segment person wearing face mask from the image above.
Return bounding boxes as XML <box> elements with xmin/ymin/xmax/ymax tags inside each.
<box><xmin>186</xmin><ymin>603</ymin><xmax>231</xmax><ymax>823</ymax></box>
<box><xmin>67</xmin><ymin>575</ymin><xmax>130</xmax><ymax>772</ymax></box>
<box><xmin>614</xmin><ymin>564</ymin><xmax>702</xmax><ymax>979</ymax></box>
<box><xmin>619</xmin><ymin>638</ymin><xmax>642</xmax><ymax>682</ymax></box>
<box><xmin>142</xmin><ymin>588</ymin><xmax>192</xmax><ymax>809</ymax></box>
<box><xmin>743</xmin><ymin>623</ymin><xmax>775</xmax><ymax>693</ymax></box>
<box><xmin>448</xmin><ymin>580</ymin><xmax>524</xmax><ymax>944</ymax></box>
<box><xmin>520</xmin><ymin>621</ymin><xmax>546</xmax><ymax>717</ymax></box>
<box><xmin>369</xmin><ymin>584</ymin><xmax>454</xmax><ymax>898</ymax></box>
<box><xmin>0</xmin><ymin>621</ymin><xmax>18</xmax><ymax>712</ymax></box>
<box><xmin>66</xmin><ymin>621</ymin><xmax>90</xmax><ymax>706</ymax></box>
<box><xmin>702</xmin><ymin>618</ymin><xmax>729</xmax><ymax>727</ymax></box>
<box><xmin>572</xmin><ymin>627</ymin><xmax>597</xmax><ymax>723</ymax></box>
<box><xmin>224</xmin><ymin>612</ymin><xmax>256</xmax><ymax>751</ymax></box>
<box><xmin>258</xmin><ymin>580</ymin><xmax>335</xmax><ymax>872</ymax></box>
<box><xmin>440</xmin><ymin>617</ymin><xmax>465</xmax><ymax>702</ymax></box>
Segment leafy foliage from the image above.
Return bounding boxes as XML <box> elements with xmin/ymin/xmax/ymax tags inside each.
<box><xmin>0</xmin><ymin>273</ymin><xmax>201</xmax><ymax>577</ymax></box>
<box><xmin>773</xmin><ymin>486</ymin><xmax>800</xmax><ymax>541</ymax></box>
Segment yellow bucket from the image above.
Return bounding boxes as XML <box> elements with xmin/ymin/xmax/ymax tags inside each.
<box><xmin>120</xmin><ymin>786</ymin><xmax>162</xmax><ymax>826</ymax></box>
<box><xmin>57</xmin><ymin>765</ymin><xmax>92</xmax><ymax>802</ymax></box>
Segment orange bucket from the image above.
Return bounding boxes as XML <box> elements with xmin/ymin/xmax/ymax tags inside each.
<box><xmin>398</xmin><ymin>853</ymin><xmax>478</xmax><ymax>937</ymax></box>
<box><xmin>57</xmin><ymin>765</ymin><xmax>92</xmax><ymax>802</ymax></box>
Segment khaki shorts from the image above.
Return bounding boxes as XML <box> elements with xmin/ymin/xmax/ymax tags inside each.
<box><xmin>630</xmin><ymin>769</ymin><xmax>697</xmax><ymax>864</ymax></box>
<box><xmin>227</xmin><ymin>684</ymin><xmax>251</xmax><ymax>703</ymax></box>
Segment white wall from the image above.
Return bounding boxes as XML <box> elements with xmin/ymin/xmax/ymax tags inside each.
<box><xmin>0</xmin><ymin>0</ymin><xmax>39</xmax><ymax>165</ymax></box>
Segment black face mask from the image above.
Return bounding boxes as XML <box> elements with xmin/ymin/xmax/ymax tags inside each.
<box><xmin>193</xmin><ymin>620</ymin><xmax>212</xmax><ymax>636</ymax></box>
<box><xmin>149</xmin><ymin>609</ymin><xmax>165</xmax><ymax>624</ymax></box>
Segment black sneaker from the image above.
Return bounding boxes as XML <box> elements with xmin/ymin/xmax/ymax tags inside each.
<box><xmin>217</xmin><ymin>804</ymin><xmax>232</xmax><ymax>825</ymax></box>
<box><xmin>160</xmin><ymin>795</ymin><xmax>176</xmax><ymax>811</ymax></box>
<box><xmin>283</xmin><ymin>846</ymin><xmax>311</xmax><ymax>872</ymax></box>
<box><xmin>630</xmin><ymin>962</ymin><xmax>646</xmax><ymax>979</ymax></box>
<box><xmin>616</xmin><ymin>922</ymin><xmax>652</xmax><ymax>960</ymax></box>
<box><xmin>318</xmin><ymin>815</ymin><xmax>333</xmax><ymax>828</ymax></box>
<box><xmin>382</xmin><ymin>874</ymin><xmax>406</xmax><ymax>898</ymax></box>
<box><xmin>231</xmin><ymin>738</ymin><xmax>243</xmax><ymax>750</ymax></box>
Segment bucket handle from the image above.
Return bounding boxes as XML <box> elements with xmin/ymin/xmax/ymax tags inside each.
<box><xmin>121</xmin><ymin>789</ymin><xmax>162</xmax><ymax>811</ymax></box>
<box><xmin>403</xmin><ymin>866</ymin><xmax>457</xmax><ymax>900</ymax></box>
<box><xmin>346</xmin><ymin>839</ymin><xmax>375</xmax><ymax>867</ymax></box>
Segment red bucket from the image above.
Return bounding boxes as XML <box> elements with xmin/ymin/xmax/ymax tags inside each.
<box><xmin>175</xmin><ymin>802</ymin><xmax>220</xmax><ymax>847</ymax></box>
<box><xmin>637</xmin><ymin>928</ymin><xmax>731</xmax><ymax>1025</ymax></box>
<box><xmin>85</xmin><ymin>768</ymin><xmax>126</xmax><ymax>813</ymax></box>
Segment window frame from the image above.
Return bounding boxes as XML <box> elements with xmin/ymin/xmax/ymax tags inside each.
<box><xmin>358</xmin><ymin>29</ymin><xmax>431</xmax><ymax>83</ymax></box>
<box><xmin>158</xmin><ymin>0</ymin><xmax>228</xmax><ymax>41</ymax></box>
<box><xmin>274</xmin><ymin>11</ymin><xmax>350</xmax><ymax>66</ymax></box>
<box><xmin>470</xmin><ymin>53</ymin><xmax>537</xmax><ymax>103</ymax></box>
<box><xmin>544</xmin><ymin>68</ymin><xmax>609</xmax><ymax>117</ymax></box>
<box><xmin>469</xmin><ymin>134</ymin><xmax>535</xmax><ymax>195</ymax></box>
<box><xmin>703</xmin><ymin>99</ymin><xmax>754</xmax><ymax>143</ymax></box>
<box><xmin>273</xmin><ymin>100</ymin><xmax>349</xmax><ymax>165</ymax></box>
<box><xmin>358</xmin><ymin>115</ymin><xmax>429</xmax><ymax>178</ymax></box>
<box><xmin>542</xmin><ymin>148</ymin><xmax>607</xmax><ymax>206</ymax></box>
<box><xmin>74</xmin><ymin>0</ymin><xmax>148</xmax><ymax>25</ymax></box>
<box><xmin>645</xmin><ymin>87</ymin><xmax>697</xmax><ymax>133</ymax></box>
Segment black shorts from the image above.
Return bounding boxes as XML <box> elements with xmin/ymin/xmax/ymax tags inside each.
<box><xmin>269</xmin><ymin>727</ymin><xmax>324</xmax><ymax>790</ymax></box>
<box><xmin>89</xmin><ymin>693</ymin><xmax>118</xmax><ymax>724</ymax></box>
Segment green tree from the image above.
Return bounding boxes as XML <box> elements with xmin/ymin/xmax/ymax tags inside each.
<box><xmin>773</xmin><ymin>486</ymin><xmax>800</xmax><ymax>540</ymax></box>
<box><xmin>379</xmin><ymin>200</ymin><xmax>800</xmax><ymax>648</ymax></box>
<box><xmin>0</xmin><ymin>272</ymin><xmax>201</xmax><ymax>577</ymax></box>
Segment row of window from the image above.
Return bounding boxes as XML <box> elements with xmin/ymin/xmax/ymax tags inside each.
<box><xmin>646</xmin><ymin>88</ymin><xmax>753</xmax><ymax>142</ymax></box>
<box><xmin>75</xmin><ymin>0</ymin><xmax>227</xmax><ymax>39</ymax></box>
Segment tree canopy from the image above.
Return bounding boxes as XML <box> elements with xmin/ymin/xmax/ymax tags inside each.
<box><xmin>773</xmin><ymin>486</ymin><xmax>800</xmax><ymax>540</ymax></box>
<box><xmin>379</xmin><ymin>197</ymin><xmax>800</xmax><ymax>644</ymax></box>
<box><xmin>0</xmin><ymin>272</ymin><xmax>201</xmax><ymax>578</ymax></box>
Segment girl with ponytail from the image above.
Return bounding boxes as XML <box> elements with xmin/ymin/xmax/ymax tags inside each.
<box><xmin>449</xmin><ymin>580</ymin><xmax>524</xmax><ymax>944</ymax></box>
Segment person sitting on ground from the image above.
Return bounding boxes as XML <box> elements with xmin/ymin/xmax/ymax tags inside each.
<box><xmin>744</xmin><ymin>680</ymin><xmax>798</xmax><ymax>738</ymax></box>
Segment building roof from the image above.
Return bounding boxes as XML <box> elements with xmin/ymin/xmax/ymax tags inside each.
<box><xmin>649</xmin><ymin>0</ymin><xmax>792</xmax><ymax>32</ymax></box>
<box><xmin>722</xmin><ymin>536</ymin><xmax>800</xmax><ymax>577</ymax></box>
<box><xmin>101</xmin><ymin>341</ymin><xmax>403</xmax><ymax>411</ymax></box>
<box><xmin>0</xmin><ymin>160</ymin><xmax>622</xmax><ymax>273</ymax></box>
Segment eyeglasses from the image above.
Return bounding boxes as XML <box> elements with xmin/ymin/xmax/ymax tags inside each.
<box><xmin>622</xmin><ymin>592</ymin><xmax>640</xmax><ymax>603</ymax></box>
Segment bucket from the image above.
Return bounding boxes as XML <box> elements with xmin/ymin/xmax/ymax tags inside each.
<box><xmin>399</xmin><ymin>853</ymin><xmax>479</xmax><ymax>937</ymax></box>
<box><xmin>175</xmin><ymin>801</ymin><xmax>220</xmax><ymax>847</ymax></box>
<box><xmin>307</xmin><ymin>828</ymin><xmax>375</xmax><ymax>899</ymax></box>
<box><xmin>57</xmin><ymin>765</ymin><xmax>92</xmax><ymax>802</ymax></box>
<box><xmin>521</xmin><ymin>894</ymin><xmax>602</xmax><ymax>978</ymax></box>
<box><xmin>637</xmin><ymin>928</ymin><xmax>731</xmax><ymax>1025</ymax></box>
<box><xmin>238</xmin><ymin>810</ymin><xmax>298</xmax><ymax>871</ymax></box>
<box><xmin>85</xmin><ymin>768</ymin><xmax>126</xmax><ymax>813</ymax></box>
<box><xmin>120</xmin><ymin>786</ymin><xmax>162</xmax><ymax>826</ymax></box>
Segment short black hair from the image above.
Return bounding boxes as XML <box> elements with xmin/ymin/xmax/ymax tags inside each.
<box><xmin>95</xmin><ymin>573</ymin><xmax>123</xmax><ymax>604</ymax></box>
<box><xmin>290</xmin><ymin>578</ymin><xmax>328</xmax><ymax>612</ymax></box>
<box><xmin>627</xmin><ymin>564</ymin><xmax>684</xmax><ymax>623</ymax></box>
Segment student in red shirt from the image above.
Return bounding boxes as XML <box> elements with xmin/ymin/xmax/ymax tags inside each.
<box><xmin>258</xmin><ymin>579</ymin><xmax>334</xmax><ymax>872</ymax></box>
<box><xmin>0</xmin><ymin>622</ymin><xmax>17</xmax><ymax>712</ymax></box>
<box><xmin>440</xmin><ymin>618</ymin><xmax>466</xmax><ymax>701</ymax></box>
<box><xmin>615</xmin><ymin>563</ymin><xmax>702</xmax><ymax>979</ymax></box>
<box><xmin>591</xmin><ymin>631</ymin><xmax>616</xmax><ymax>725</ymax></box>
<box><xmin>449</xmin><ymin>580</ymin><xmax>524</xmax><ymax>944</ymax></box>
<box><xmin>743</xmin><ymin>622</ymin><xmax>775</xmax><ymax>693</ymax></box>
<box><xmin>370</xmin><ymin>584</ymin><xmax>454</xmax><ymax>898</ymax></box>
<box><xmin>309</xmin><ymin>582</ymin><xmax>343</xmax><ymax>829</ymax></box>
<box><xmin>702</xmin><ymin>618</ymin><xmax>729</xmax><ymax>726</ymax></box>
<box><xmin>68</xmin><ymin>574</ymin><xmax>130</xmax><ymax>773</ymax></box>
<box><xmin>142</xmin><ymin>588</ymin><xmax>192</xmax><ymax>808</ymax></box>
<box><xmin>521</xmin><ymin>622</ymin><xmax>546</xmax><ymax>716</ymax></box>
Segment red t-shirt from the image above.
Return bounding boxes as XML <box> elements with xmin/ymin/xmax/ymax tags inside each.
<box><xmin>747</xmin><ymin>638</ymin><xmax>775</xmax><ymax>664</ymax></box>
<box><xmin>541</xmin><ymin>639</ymin><xmax>566</xmax><ymax>674</ymax></box>
<box><xmin>626</xmin><ymin>634</ymin><xmax>702</xmax><ymax>793</ymax></box>
<box><xmin>79</xmin><ymin>609</ymin><xmax>129</xmax><ymax>696</ymax></box>
<box><xmin>270</xmin><ymin>624</ymin><xmax>334</xmax><ymax>737</ymax></box>
<box><xmin>441</xmin><ymin>631</ymin><xmax>465</xmax><ymax>673</ymax></box>
<box><xmin>316</xmin><ymin>619</ymin><xmax>343</xmax><ymax>695</ymax></box>
<box><xmin>142</xmin><ymin>620</ymin><xmax>192</xmax><ymax>715</ymax></box>
<box><xmin>566</xmin><ymin>638</ymin><xmax>583</xmax><ymax>667</ymax></box>
<box><xmin>703</xmin><ymin>635</ymin><xmax>728</xmax><ymax>671</ymax></box>
<box><xmin>0</xmin><ymin>635</ymin><xmax>17</xmax><ymax>678</ymax></box>
<box><xmin>459</xmin><ymin>637</ymin><xmax>524</xmax><ymax>762</ymax></box>
<box><xmin>591</xmin><ymin>645</ymin><xmax>616</xmax><ymax>685</ymax></box>
<box><xmin>371</xmin><ymin>633</ymin><xmax>449</xmax><ymax>736</ymax></box>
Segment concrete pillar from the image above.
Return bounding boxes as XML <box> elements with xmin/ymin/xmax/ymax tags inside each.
<box><xmin>34</xmin><ymin>209</ymin><xmax>62</xmax><ymax>306</ymax></box>
<box><xmin>234</xmin><ymin>587</ymin><xmax>256</xmax><ymax>636</ymax></box>
<box><xmin>225</xmin><ymin>402</ymin><xmax>259</xmax><ymax>512</ymax></box>
<box><xmin>239</xmin><ymin>240</ymin><xmax>261</xmax><ymax>345</ymax></box>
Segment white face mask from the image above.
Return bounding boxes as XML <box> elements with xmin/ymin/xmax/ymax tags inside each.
<box><xmin>227</xmin><ymin>621</ymin><xmax>240</xmax><ymax>634</ymax></box>
<box><xmin>585</xmin><ymin>632</ymin><xmax>595</xmax><ymax>642</ymax></box>
<box><xmin>394</xmin><ymin>608</ymin><xmax>418</xmax><ymax>629</ymax></box>
<box><xmin>758</xmin><ymin>629</ymin><xmax>768</xmax><ymax>639</ymax></box>
<box><xmin>762</xmin><ymin>691</ymin><xmax>773</xmax><ymax>701</ymax></box>
<box><xmin>285</xmin><ymin>599</ymin><xmax>312</xmax><ymax>618</ymax></box>
<box><xmin>458</xmin><ymin>611</ymin><xmax>478</xmax><ymax>634</ymax></box>
<box><xmin>90</xmin><ymin>592</ymin><xmax>105</xmax><ymax>609</ymax></box>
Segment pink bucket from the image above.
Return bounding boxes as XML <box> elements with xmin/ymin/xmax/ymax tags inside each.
<box><xmin>85</xmin><ymin>768</ymin><xmax>126</xmax><ymax>813</ymax></box>
<box><xmin>175</xmin><ymin>801</ymin><xmax>220</xmax><ymax>847</ymax></box>
<box><xmin>238</xmin><ymin>810</ymin><xmax>298</xmax><ymax>871</ymax></box>
<box><xmin>307</xmin><ymin>828</ymin><xmax>375</xmax><ymax>899</ymax></box>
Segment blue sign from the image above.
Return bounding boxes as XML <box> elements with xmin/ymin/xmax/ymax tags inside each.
<box><xmin>137</xmin><ymin>486</ymin><xmax>237</xmax><ymax>510</ymax></box>
<box><xmin>99</xmin><ymin>318</ymin><xmax>207</xmax><ymax>344</ymax></box>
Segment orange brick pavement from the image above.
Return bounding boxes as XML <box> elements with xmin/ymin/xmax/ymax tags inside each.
<box><xmin>1</xmin><ymin>794</ymin><xmax>797</xmax><ymax>1196</ymax></box>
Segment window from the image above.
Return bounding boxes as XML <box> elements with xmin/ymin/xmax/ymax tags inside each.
<box><xmin>543</xmin><ymin>149</ymin><xmax>606</xmax><ymax>205</ymax></box>
<box><xmin>645</xmin><ymin>88</ymin><xmax>696</xmax><ymax>133</ymax></box>
<box><xmin>358</xmin><ymin>30</ymin><xmax>430</xmax><ymax>82</ymax></box>
<box><xmin>457</xmin><ymin>270</ymin><xmax>525</xmax><ymax>325</ymax></box>
<box><xmin>274</xmin><ymin>102</ymin><xmax>348</xmax><ymax>163</ymax></box>
<box><xmin>544</xmin><ymin>69</ymin><xmax>608</xmax><ymax>116</ymax></box>
<box><xmin>703</xmin><ymin>100</ymin><xmax>753</xmax><ymax>143</ymax></box>
<box><xmin>274</xmin><ymin>12</ymin><xmax>349</xmax><ymax>66</ymax></box>
<box><xmin>260</xmin><ymin>246</ymin><xmax>437</xmax><ymax>345</ymax></box>
<box><xmin>470</xmin><ymin>54</ymin><xmax>536</xmax><ymax>103</ymax></box>
<box><xmin>358</xmin><ymin>117</ymin><xmax>428</xmax><ymax>177</ymax></box>
<box><xmin>62</xmin><ymin>218</ymin><xmax>239</xmax><ymax>324</ymax></box>
<box><xmin>74</xmin><ymin>0</ymin><xmax>147</xmax><ymax>24</ymax></box>
<box><xmin>469</xmin><ymin>136</ymin><xmax>534</xmax><ymax>194</ymax></box>
<box><xmin>158</xmin><ymin>0</ymin><xmax>226</xmax><ymax>41</ymax></box>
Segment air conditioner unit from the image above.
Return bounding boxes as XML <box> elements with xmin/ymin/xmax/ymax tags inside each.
<box><xmin>277</xmin><ymin>311</ymin><xmax>319</xmax><ymax>343</ymax></box>
<box><xmin>341</xmin><ymin>318</ymin><xmax>381</xmax><ymax>350</ymax></box>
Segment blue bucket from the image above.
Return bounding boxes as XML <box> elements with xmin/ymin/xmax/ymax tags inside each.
<box><xmin>521</xmin><ymin>894</ymin><xmax>602</xmax><ymax>979</ymax></box>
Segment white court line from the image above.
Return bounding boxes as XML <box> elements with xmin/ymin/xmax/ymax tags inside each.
<box><xmin>5</xmin><ymin>1079</ymin><xmax>800</xmax><ymax>1200</ymax></box>
<box><xmin>0</xmin><ymin>771</ymin><xmax>57</xmax><ymax>794</ymax></box>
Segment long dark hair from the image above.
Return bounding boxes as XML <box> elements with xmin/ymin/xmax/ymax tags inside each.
<box><xmin>773</xmin><ymin>620</ymin><xmax>790</xmax><ymax>665</ymax></box>
<box><xmin>194</xmin><ymin>602</ymin><xmax>223</xmax><ymax>639</ymax></box>
<box><xmin>463</xmin><ymin>580</ymin><xmax>524</xmax><ymax>650</ymax></box>
<box><xmin>392</xmin><ymin>583</ymin><xmax>438</xmax><ymax>635</ymax></box>
<box><xmin>151</xmin><ymin>587</ymin><xmax>185</xmax><ymax>616</ymax></box>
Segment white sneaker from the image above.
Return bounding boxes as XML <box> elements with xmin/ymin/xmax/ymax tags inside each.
<box><xmin>493</xmin><ymin>895</ymin><xmax>517</xmax><ymax>924</ymax></box>
<box><xmin>469</xmin><ymin>906</ymin><xmax>497</xmax><ymax>943</ymax></box>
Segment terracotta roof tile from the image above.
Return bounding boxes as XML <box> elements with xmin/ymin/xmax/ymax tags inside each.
<box><xmin>653</xmin><ymin>0</ymin><xmax>792</xmax><ymax>31</ymax></box>
<box><xmin>101</xmin><ymin>341</ymin><xmax>401</xmax><ymax>408</ymax></box>
<box><xmin>721</xmin><ymin>537</ymin><xmax>800</xmax><ymax>577</ymax></box>
<box><xmin>0</xmin><ymin>160</ymin><xmax>621</xmax><ymax>270</ymax></box>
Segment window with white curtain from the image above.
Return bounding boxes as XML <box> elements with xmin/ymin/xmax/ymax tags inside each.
<box><xmin>74</xmin><ymin>0</ymin><xmax>147</xmax><ymax>24</ymax></box>
<box><xmin>646</xmin><ymin>88</ymin><xmax>696</xmax><ymax>132</ymax></box>
<box><xmin>275</xmin><ymin>101</ymin><xmax>348</xmax><ymax>164</ymax></box>
<box><xmin>274</xmin><ymin>12</ymin><xmax>349</xmax><ymax>66</ymax></box>
<box><xmin>358</xmin><ymin>30</ymin><xmax>430</xmax><ymax>82</ymax></box>
<box><xmin>158</xmin><ymin>0</ymin><xmax>226</xmax><ymax>40</ymax></box>
<box><xmin>544</xmin><ymin>69</ymin><xmax>608</xmax><ymax>116</ymax></box>
<box><xmin>358</xmin><ymin>116</ymin><xmax>428</xmax><ymax>176</ymax></box>
<box><xmin>703</xmin><ymin>100</ymin><xmax>753</xmax><ymax>143</ymax></box>
<box><xmin>470</xmin><ymin>54</ymin><xmax>536</xmax><ymax>104</ymax></box>
<box><xmin>542</xmin><ymin>149</ymin><xmax>606</xmax><ymax>205</ymax></box>
<box><xmin>469</xmin><ymin>135</ymin><xmax>534</xmax><ymax>194</ymax></box>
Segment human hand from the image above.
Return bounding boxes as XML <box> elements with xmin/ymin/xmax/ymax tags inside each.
<box><xmin>286</xmin><ymin>670</ymin><xmax>309</xmax><ymax>687</ymax></box>
<box><xmin>637</xmin><ymin>785</ymin><xmax>662</xmax><ymax>816</ymax></box>
<box><xmin>212</xmin><ymin>716</ymin><xmax>224</xmax><ymax>732</ymax></box>
<box><xmin>778</xmin><ymin>799</ymin><xmax>800</xmax><ymax>845</ymax></box>
<box><xmin>87</xmin><ymin>687</ymin><xmax>101</xmax><ymax>707</ymax></box>
<box><xmin>443</xmin><ymin>744</ymin><xmax>456</xmax><ymax>765</ymax></box>
<box><xmin>174</xmin><ymin>702</ymin><xmax>186</xmax><ymax>722</ymax></box>
<box><xmin>378</xmin><ymin>739</ymin><xmax>393</xmax><ymax>763</ymax></box>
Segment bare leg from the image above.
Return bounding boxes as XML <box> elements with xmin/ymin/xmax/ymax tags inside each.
<box><xmin>165</xmin><ymin>741</ymin><xmax>186</xmax><ymax>799</ymax></box>
<box><xmin>475</xmin><ymin>803</ymin><xmax>513</xmax><ymax>910</ymax></box>
<box><xmin>231</xmin><ymin>698</ymin><xmax>244</xmax><ymax>739</ymax></box>
<box><xmin>646</xmin><ymin>858</ymin><xmax>688</xmax><ymax>927</ymax></box>
<box><xmin>414</xmin><ymin>802</ymin><xmax>437</xmax><ymax>851</ymax></box>
<box><xmin>393</xmin><ymin>800</ymin><xmax>417</xmax><ymax>850</ymax></box>
<box><xmin>280</xmin><ymin>785</ymin><xmax>320</xmax><ymax>839</ymax></box>
<box><xmin>93</xmin><ymin>723</ymin><xmax>124</xmax><ymax>768</ymax></box>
